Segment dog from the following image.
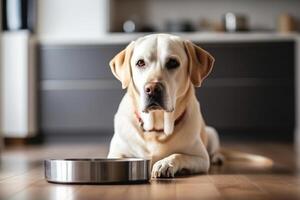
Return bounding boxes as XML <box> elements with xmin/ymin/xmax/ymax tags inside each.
<box><xmin>107</xmin><ymin>33</ymin><xmax>272</xmax><ymax>178</ymax></box>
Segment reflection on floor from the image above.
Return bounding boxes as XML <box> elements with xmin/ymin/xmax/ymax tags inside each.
<box><xmin>0</xmin><ymin>140</ymin><xmax>299</xmax><ymax>200</ymax></box>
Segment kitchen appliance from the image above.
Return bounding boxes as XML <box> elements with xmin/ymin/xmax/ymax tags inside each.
<box><xmin>45</xmin><ymin>158</ymin><xmax>151</xmax><ymax>184</ymax></box>
<box><xmin>223</xmin><ymin>12</ymin><xmax>248</xmax><ymax>32</ymax></box>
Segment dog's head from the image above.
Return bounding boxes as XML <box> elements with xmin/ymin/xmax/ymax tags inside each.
<box><xmin>110</xmin><ymin>33</ymin><xmax>214</xmax><ymax>114</ymax></box>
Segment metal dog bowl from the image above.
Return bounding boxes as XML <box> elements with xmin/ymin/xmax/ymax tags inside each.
<box><xmin>44</xmin><ymin>158</ymin><xmax>151</xmax><ymax>184</ymax></box>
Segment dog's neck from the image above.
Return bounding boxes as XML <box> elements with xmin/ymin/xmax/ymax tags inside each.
<box><xmin>128</xmin><ymin>82</ymin><xmax>194</xmax><ymax>135</ymax></box>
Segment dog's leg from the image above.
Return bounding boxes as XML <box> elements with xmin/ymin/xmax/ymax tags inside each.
<box><xmin>107</xmin><ymin>151</ymin><xmax>125</xmax><ymax>158</ymax></box>
<box><xmin>107</xmin><ymin>140</ymin><xmax>125</xmax><ymax>158</ymax></box>
<box><xmin>151</xmin><ymin>153</ymin><xmax>209</xmax><ymax>178</ymax></box>
<box><xmin>205</xmin><ymin>126</ymin><xmax>224</xmax><ymax>165</ymax></box>
<box><xmin>107</xmin><ymin>133</ymin><xmax>129</xmax><ymax>158</ymax></box>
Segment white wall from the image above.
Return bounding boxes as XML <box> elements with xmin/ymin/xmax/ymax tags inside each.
<box><xmin>37</xmin><ymin>0</ymin><xmax>109</xmax><ymax>38</ymax></box>
<box><xmin>112</xmin><ymin>0</ymin><xmax>300</xmax><ymax>32</ymax></box>
<box><xmin>37</xmin><ymin>0</ymin><xmax>300</xmax><ymax>34</ymax></box>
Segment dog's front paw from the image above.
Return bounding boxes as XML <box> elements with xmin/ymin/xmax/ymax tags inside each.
<box><xmin>151</xmin><ymin>157</ymin><xmax>179</xmax><ymax>178</ymax></box>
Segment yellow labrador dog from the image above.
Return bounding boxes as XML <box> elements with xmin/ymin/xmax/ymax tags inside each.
<box><xmin>107</xmin><ymin>33</ymin><xmax>222</xmax><ymax>178</ymax></box>
<box><xmin>107</xmin><ymin>33</ymin><xmax>271</xmax><ymax>178</ymax></box>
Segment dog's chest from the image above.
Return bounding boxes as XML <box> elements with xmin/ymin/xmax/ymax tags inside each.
<box><xmin>141</xmin><ymin>132</ymin><xmax>187</xmax><ymax>161</ymax></box>
<box><xmin>144</xmin><ymin>140</ymin><xmax>173</xmax><ymax>162</ymax></box>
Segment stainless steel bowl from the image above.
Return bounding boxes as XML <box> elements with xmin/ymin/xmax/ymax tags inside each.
<box><xmin>45</xmin><ymin>158</ymin><xmax>151</xmax><ymax>184</ymax></box>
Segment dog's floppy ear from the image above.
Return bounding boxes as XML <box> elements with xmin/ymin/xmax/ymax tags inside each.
<box><xmin>184</xmin><ymin>40</ymin><xmax>215</xmax><ymax>87</ymax></box>
<box><xmin>109</xmin><ymin>41</ymin><xmax>135</xmax><ymax>89</ymax></box>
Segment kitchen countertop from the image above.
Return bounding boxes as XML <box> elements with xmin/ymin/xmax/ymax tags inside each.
<box><xmin>37</xmin><ymin>32</ymin><xmax>300</xmax><ymax>45</ymax></box>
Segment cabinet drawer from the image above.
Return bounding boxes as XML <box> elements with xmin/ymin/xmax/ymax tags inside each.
<box><xmin>40</xmin><ymin>89</ymin><xmax>125</xmax><ymax>133</ymax></box>
<box><xmin>39</xmin><ymin>44</ymin><xmax>126</xmax><ymax>80</ymax></box>
<box><xmin>200</xmin><ymin>41</ymin><xmax>294</xmax><ymax>79</ymax></box>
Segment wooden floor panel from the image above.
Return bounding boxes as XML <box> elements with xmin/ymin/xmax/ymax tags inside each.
<box><xmin>0</xmin><ymin>141</ymin><xmax>299</xmax><ymax>200</ymax></box>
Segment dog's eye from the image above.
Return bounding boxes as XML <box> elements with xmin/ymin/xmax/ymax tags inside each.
<box><xmin>136</xmin><ymin>59</ymin><xmax>146</xmax><ymax>68</ymax></box>
<box><xmin>166</xmin><ymin>58</ymin><xmax>180</xmax><ymax>69</ymax></box>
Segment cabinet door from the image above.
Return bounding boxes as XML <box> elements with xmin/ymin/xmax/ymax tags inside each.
<box><xmin>199</xmin><ymin>41</ymin><xmax>294</xmax><ymax>79</ymax></box>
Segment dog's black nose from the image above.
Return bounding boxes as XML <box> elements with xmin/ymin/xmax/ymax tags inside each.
<box><xmin>144</xmin><ymin>82</ymin><xmax>163</xmax><ymax>96</ymax></box>
<box><xmin>144</xmin><ymin>82</ymin><xmax>165</xmax><ymax>112</ymax></box>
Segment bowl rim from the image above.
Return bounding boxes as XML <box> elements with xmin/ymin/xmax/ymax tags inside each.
<box><xmin>45</xmin><ymin>158</ymin><xmax>151</xmax><ymax>162</ymax></box>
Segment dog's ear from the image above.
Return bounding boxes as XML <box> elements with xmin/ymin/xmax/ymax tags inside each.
<box><xmin>184</xmin><ymin>40</ymin><xmax>215</xmax><ymax>87</ymax></box>
<box><xmin>109</xmin><ymin>41</ymin><xmax>135</xmax><ymax>89</ymax></box>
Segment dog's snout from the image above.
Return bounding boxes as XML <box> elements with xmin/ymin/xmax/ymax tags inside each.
<box><xmin>144</xmin><ymin>82</ymin><xmax>163</xmax><ymax>96</ymax></box>
<box><xmin>143</xmin><ymin>82</ymin><xmax>165</xmax><ymax>112</ymax></box>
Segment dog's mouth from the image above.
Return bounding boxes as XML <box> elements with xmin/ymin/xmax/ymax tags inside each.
<box><xmin>143</xmin><ymin>101</ymin><xmax>164</xmax><ymax>113</ymax></box>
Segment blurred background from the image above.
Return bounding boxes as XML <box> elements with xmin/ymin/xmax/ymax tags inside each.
<box><xmin>0</xmin><ymin>0</ymin><xmax>300</xmax><ymax>145</ymax></box>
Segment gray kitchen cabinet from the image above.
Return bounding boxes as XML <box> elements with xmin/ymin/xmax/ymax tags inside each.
<box><xmin>38</xmin><ymin>41</ymin><xmax>295</xmax><ymax>140</ymax></box>
<box><xmin>199</xmin><ymin>42</ymin><xmax>294</xmax><ymax>79</ymax></box>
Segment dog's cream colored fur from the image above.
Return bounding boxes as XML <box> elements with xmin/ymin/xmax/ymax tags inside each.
<box><xmin>108</xmin><ymin>34</ymin><xmax>222</xmax><ymax>178</ymax></box>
